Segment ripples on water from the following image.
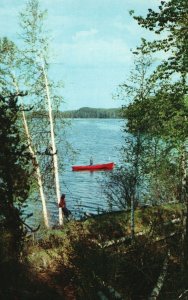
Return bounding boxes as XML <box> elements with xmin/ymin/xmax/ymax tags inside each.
<box><xmin>57</xmin><ymin>118</ymin><xmax>123</xmax><ymax>218</ymax></box>
<box><xmin>29</xmin><ymin>119</ymin><xmax>124</xmax><ymax>224</ymax></box>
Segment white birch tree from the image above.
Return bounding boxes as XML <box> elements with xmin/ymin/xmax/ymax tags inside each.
<box><xmin>19</xmin><ymin>0</ymin><xmax>64</xmax><ymax>224</ymax></box>
<box><xmin>0</xmin><ymin>37</ymin><xmax>50</xmax><ymax>228</ymax></box>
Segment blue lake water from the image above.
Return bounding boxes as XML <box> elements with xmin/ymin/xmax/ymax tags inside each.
<box><xmin>57</xmin><ymin>118</ymin><xmax>123</xmax><ymax>219</ymax></box>
<box><xmin>29</xmin><ymin>118</ymin><xmax>124</xmax><ymax>224</ymax></box>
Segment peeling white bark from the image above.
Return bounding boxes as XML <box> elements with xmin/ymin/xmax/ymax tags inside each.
<box><xmin>13</xmin><ymin>77</ymin><xmax>49</xmax><ymax>228</ymax></box>
<box><xmin>181</xmin><ymin>146</ymin><xmax>187</xmax><ymax>269</ymax></box>
<box><xmin>40</xmin><ymin>56</ymin><xmax>63</xmax><ymax>225</ymax></box>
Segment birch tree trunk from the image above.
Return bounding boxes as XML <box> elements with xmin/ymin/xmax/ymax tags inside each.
<box><xmin>148</xmin><ymin>251</ymin><xmax>170</xmax><ymax>300</ymax></box>
<box><xmin>18</xmin><ymin>0</ymin><xmax>64</xmax><ymax>225</ymax></box>
<box><xmin>40</xmin><ymin>57</ymin><xmax>63</xmax><ymax>225</ymax></box>
<box><xmin>13</xmin><ymin>77</ymin><xmax>50</xmax><ymax>228</ymax></box>
<box><xmin>181</xmin><ymin>146</ymin><xmax>188</xmax><ymax>270</ymax></box>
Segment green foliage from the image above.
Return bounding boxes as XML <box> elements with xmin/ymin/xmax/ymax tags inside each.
<box><xmin>107</xmin><ymin>47</ymin><xmax>154</xmax><ymax>210</ymax></box>
<box><xmin>125</xmin><ymin>0</ymin><xmax>188</xmax><ymax>270</ymax></box>
<box><xmin>134</xmin><ymin>0</ymin><xmax>188</xmax><ymax>81</ymax></box>
<box><xmin>125</xmin><ymin>83</ymin><xmax>188</xmax><ymax>141</ymax></box>
<box><xmin>25</xmin><ymin>204</ymin><xmax>182</xmax><ymax>299</ymax></box>
<box><xmin>0</xmin><ymin>93</ymin><xmax>32</xmax><ymax>262</ymax></box>
<box><xmin>0</xmin><ymin>37</ymin><xmax>19</xmax><ymax>95</ymax></box>
<box><xmin>119</xmin><ymin>1</ymin><xmax>188</xmax><ymax>209</ymax></box>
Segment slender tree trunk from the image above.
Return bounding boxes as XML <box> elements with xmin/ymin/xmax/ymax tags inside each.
<box><xmin>13</xmin><ymin>77</ymin><xmax>50</xmax><ymax>228</ymax></box>
<box><xmin>40</xmin><ymin>56</ymin><xmax>63</xmax><ymax>225</ymax></box>
<box><xmin>181</xmin><ymin>146</ymin><xmax>187</xmax><ymax>203</ymax></box>
<box><xmin>181</xmin><ymin>146</ymin><xmax>188</xmax><ymax>270</ymax></box>
<box><xmin>131</xmin><ymin>132</ymin><xmax>141</xmax><ymax>242</ymax></box>
<box><xmin>131</xmin><ymin>195</ymin><xmax>135</xmax><ymax>242</ymax></box>
<box><xmin>148</xmin><ymin>251</ymin><xmax>170</xmax><ymax>300</ymax></box>
<box><xmin>21</xmin><ymin>108</ymin><xmax>50</xmax><ymax>228</ymax></box>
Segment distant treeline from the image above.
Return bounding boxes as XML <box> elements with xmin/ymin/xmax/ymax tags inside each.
<box><xmin>28</xmin><ymin>107</ymin><xmax>122</xmax><ymax>119</ymax></box>
<box><xmin>60</xmin><ymin>107</ymin><xmax>122</xmax><ymax>118</ymax></box>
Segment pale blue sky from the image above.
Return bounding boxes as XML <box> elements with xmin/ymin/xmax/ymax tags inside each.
<box><xmin>0</xmin><ymin>0</ymin><xmax>161</xmax><ymax>110</ymax></box>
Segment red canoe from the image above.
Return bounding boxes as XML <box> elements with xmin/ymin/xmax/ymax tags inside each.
<box><xmin>72</xmin><ymin>162</ymin><xmax>115</xmax><ymax>171</ymax></box>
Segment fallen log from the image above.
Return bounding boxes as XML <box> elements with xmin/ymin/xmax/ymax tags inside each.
<box><xmin>97</xmin><ymin>218</ymin><xmax>181</xmax><ymax>249</ymax></box>
<box><xmin>148</xmin><ymin>250</ymin><xmax>170</xmax><ymax>300</ymax></box>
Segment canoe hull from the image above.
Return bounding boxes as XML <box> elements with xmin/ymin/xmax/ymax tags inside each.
<box><xmin>72</xmin><ymin>162</ymin><xmax>115</xmax><ymax>171</ymax></box>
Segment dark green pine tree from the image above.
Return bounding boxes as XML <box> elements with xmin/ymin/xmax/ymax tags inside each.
<box><xmin>0</xmin><ymin>93</ymin><xmax>32</xmax><ymax>262</ymax></box>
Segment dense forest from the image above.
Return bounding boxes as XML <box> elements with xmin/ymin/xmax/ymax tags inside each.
<box><xmin>30</xmin><ymin>107</ymin><xmax>121</xmax><ymax>118</ymax></box>
<box><xmin>0</xmin><ymin>0</ymin><xmax>188</xmax><ymax>299</ymax></box>
<box><xmin>60</xmin><ymin>107</ymin><xmax>121</xmax><ymax>118</ymax></box>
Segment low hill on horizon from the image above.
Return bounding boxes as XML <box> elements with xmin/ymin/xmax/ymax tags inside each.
<box><xmin>60</xmin><ymin>106</ymin><xmax>122</xmax><ymax>118</ymax></box>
